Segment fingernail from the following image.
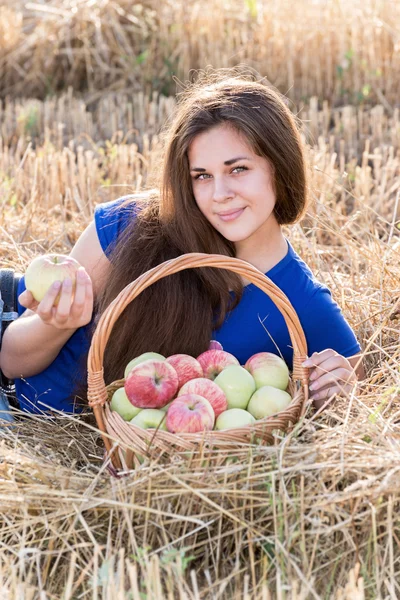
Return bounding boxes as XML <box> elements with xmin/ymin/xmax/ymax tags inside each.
<box><xmin>52</xmin><ymin>281</ymin><xmax>61</xmax><ymax>289</ymax></box>
<box><xmin>63</xmin><ymin>278</ymin><xmax>72</xmax><ymax>288</ymax></box>
<box><xmin>77</xmin><ymin>269</ymin><xmax>86</xmax><ymax>280</ymax></box>
<box><xmin>309</xmin><ymin>382</ymin><xmax>318</xmax><ymax>391</ymax></box>
<box><xmin>302</xmin><ymin>360</ymin><xmax>312</xmax><ymax>367</ymax></box>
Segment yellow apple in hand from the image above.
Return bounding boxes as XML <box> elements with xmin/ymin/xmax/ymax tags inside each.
<box><xmin>25</xmin><ymin>253</ymin><xmax>81</xmax><ymax>303</ymax></box>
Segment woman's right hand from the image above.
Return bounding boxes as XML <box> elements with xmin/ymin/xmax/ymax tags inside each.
<box><xmin>18</xmin><ymin>267</ymin><xmax>94</xmax><ymax>330</ymax></box>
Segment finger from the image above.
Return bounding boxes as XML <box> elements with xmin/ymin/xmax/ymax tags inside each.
<box><xmin>18</xmin><ymin>289</ymin><xmax>37</xmax><ymax>309</ymax></box>
<box><xmin>85</xmin><ymin>274</ymin><xmax>94</xmax><ymax>306</ymax></box>
<box><xmin>312</xmin><ymin>386</ymin><xmax>341</xmax><ymax>410</ymax></box>
<box><xmin>309</xmin><ymin>355</ymin><xmax>351</xmax><ymax>381</ymax></box>
<box><xmin>53</xmin><ymin>278</ymin><xmax>74</xmax><ymax>324</ymax></box>
<box><xmin>80</xmin><ymin>277</ymin><xmax>94</xmax><ymax>323</ymax></box>
<box><xmin>309</xmin><ymin>368</ymin><xmax>356</xmax><ymax>395</ymax></box>
<box><xmin>70</xmin><ymin>268</ymin><xmax>89</xmax><ymax>318</ymax></box>
<box><xmin>36</xmin><ymin>281</ymin><xmax>63</xmax><ymax>320</ymax></box>
<box><xmin>311</xmin><ymin>380</ymin><xmax>341</xmax><ymax>396</ymax></box>
<box><xmin>302</xmin><ymin>349</ymin><xmax>338</xmax><ymax>368</ymax></box>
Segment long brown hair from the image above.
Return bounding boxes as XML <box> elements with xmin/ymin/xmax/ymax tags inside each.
<box><xmin>86</xmin><ymin>70</ymin><xmax>309</xmax><ymax>389</ymax></box>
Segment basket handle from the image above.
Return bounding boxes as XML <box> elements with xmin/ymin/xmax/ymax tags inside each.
<box><xmin>87</xmin><ymin>253</ymin><xmax>309</xmax><ymax>449</ymax></box>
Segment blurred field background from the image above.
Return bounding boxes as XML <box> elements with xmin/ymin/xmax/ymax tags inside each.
<box><xmin>0</xmin><ymin>0</ymin><xmax>399</xmax><ymax>598</ymax></box>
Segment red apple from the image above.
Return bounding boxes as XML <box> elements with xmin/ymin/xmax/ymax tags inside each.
<box><xmin>196</xmin><ymin>349</ymin><xmax>239</xmax><ymax>380</ymax></box>
<box><xmin>245</xmin><ymin>352</ymin><xmax>289</xmax><ymax>391</ymax></box>
<box><xmin>209</xmin><ymin>340</ymin><xmax>223</xmax><ymax>351</ymax></box>
<box><xmin>124</xmin><ymin>359</ymin><xmax>179</xmax><ymax>408</ymax></box>
<box><xmin>165</xmin><ymin>354</ymin><xmax>203</xmax><ymax>388</ymax></box>
<box><xmin>24</xmin><ymin>253</ymin><xmax>81</xmax><ymax>303</ymax></box>
<box><xmin>178</xmin><ymin>377</ymin><xmax>228</xmax><ymax>417</ymax></box>
<box><xmin>124</xmin><ymin>352</ymin><xmax>165</xmax><ymax>379</ymax></box>
<box><xmin>166</xmin><ymin>394</ymin><xmax>215</xmax><ymax>433</ymax></box>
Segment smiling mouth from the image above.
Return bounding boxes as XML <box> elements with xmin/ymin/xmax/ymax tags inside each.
<box><xmin>217</xmin><ymin>208</ymin><xmax>246</xmax><ymax>222</ymax></box>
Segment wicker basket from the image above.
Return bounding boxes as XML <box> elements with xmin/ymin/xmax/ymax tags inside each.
<box><xmin>88</xmin><ymin>253</ymin><xmax>310</xmax><ymax>471</ymax></box>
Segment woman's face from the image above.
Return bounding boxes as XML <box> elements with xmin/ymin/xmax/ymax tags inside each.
<box><xmin>188</xmin><ymin>123</ymin><xmax>279</xmax><ymax>247</ymax></box>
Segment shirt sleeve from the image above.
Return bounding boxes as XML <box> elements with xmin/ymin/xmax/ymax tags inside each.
<box><xmin>300</xmin><ymin>287</ymin><xmax>361</xmax><ymax>358</ymax></box>
<box><xmin>17</xmin><ymin>276</ymin><xmax>26</xmax><ymax>316</ymax></box>
<box><xmin>94</xmin><ymin>196</ymin><xmax>137</xmax><ymax>258</ymax></box>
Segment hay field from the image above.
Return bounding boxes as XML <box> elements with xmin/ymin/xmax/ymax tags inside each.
<box><xmin>0</xmin><ymin>0</ymin><xmax>399</xmax><ymax>598</ymax></box>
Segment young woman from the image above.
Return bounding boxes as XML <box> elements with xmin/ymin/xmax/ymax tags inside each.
<box><xmin>0</xmin><ymin>73</ymin><xmax>365</xmax><ymax>416</ymax></box>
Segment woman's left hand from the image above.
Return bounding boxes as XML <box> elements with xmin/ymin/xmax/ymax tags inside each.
<box><xmin>302</xmin><ymin>349</ymin><xmax>358</xmax><ymax>410</ymax></box>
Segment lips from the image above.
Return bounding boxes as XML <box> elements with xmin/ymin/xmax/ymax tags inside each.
<box><xmin>216</xmin><ymin>207</ymin><xmax>246</xmax><ymax>222</ymax></box>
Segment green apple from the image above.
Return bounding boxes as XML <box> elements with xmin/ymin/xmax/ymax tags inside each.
<box><xmin>124</xmin><ymin>352</ymin><xmax>166</xmax><ymax>378</ymax></box>
<box><xmin>214</xmin><ymin>365</ymin><xmax>256</xmax><ymax>409</ymax></box>
<box><xmin>130</xmin><ymin>408</ymin><xmax>167</xmax><ymax>430</ymax></box>
<box><xmin>160</xmin><ymin>401</ymin><xmax>173</xmax><ymax>412</ymax></box>
<box><xmin>215</xmin><ymin>408</ymin><xmax>256</xmax><ymax>430</ymax></box>
<box><xmin>110</xmin><ymin>387</ymin><xmax>142</xmax><ymax>421</ymax></box>
<box><xmin>247</xmin><ymin>386</ymin><xmax>292</xmax><ymax>419</ymax></box>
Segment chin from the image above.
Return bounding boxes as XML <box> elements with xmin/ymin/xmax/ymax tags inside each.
<box><xmin>218</xmin><ymin>229</ymin><xmax>252</xmax><ymax>244</ymax></box>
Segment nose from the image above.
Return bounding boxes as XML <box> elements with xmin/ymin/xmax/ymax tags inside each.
<box><xmin>212</xmin><ymin>177</ymin><xmax>234</xmax><ymax>203</ymax></box>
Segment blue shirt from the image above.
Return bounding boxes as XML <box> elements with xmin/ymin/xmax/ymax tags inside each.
<box><xmin>14</xmin><ymin>196</ymin><xmax>361</xmax><ymax>413</ymax></box>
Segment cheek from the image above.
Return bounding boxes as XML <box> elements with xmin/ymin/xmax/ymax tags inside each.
<box><xmin>193</xmin><ymin>189</ymin><xmax>210</xmax><ymax>213</ymax></box>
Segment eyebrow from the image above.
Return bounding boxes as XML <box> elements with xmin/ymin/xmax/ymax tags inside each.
<box><xmin>190</xmin><ymin>156</ymin><xmax>252</xmax><ymax>172</ymax></box>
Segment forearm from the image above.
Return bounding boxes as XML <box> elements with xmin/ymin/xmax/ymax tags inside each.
<box><xmin>0</xmin><ymin>314</ymin><xmax>77</xmax><ymax>379</ymax></box>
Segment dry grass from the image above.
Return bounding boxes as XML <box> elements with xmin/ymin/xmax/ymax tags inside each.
<box><xmin>1</xmin><ymin>0</ymin><xmax>400</xmax><ymax>106</ymax></box>
<box><xmin>0</xmin><ymin>402</ymin><xmax>399</xmax><ymax>598</ymax></box>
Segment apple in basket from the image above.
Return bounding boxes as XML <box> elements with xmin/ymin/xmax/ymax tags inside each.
<box><xmin>124</xmin><ymin>359</ymin><xmax>179</xmax><ymax>408</ymax></box>
<box><xmin>215</xmin><ymin>408</ymin><xmax>256</xmax><ymax>430</ymax></box>
<box><xmin>124</xmin><ymin>352</ymin><xmax>166</xmax><ymax>379</ymax></box>
<box><xmin>130</xmin><ymin>408</ymin><xmax>167</xmax><ymax>430</ymax></box>
<box><xmin>166</xmin><ymin>394</ymin><xmax>215</xmax><ymax>433</ymax></box>
<box><xmin>214</xmin><ymin>365</ymin><xmax>256</xmax><ymax>410</ymax></box>
<box><xmin>160</xmin><ymin>401</ymin><xmax>173</xmax><ymax>412</ymax></box>
<box><xmin>24</xmin><ymin>253</ymin><xmax>81</xmax><ymax>303</ymax></box>
<box><xmin>245</xmin><ymin>352</ymin><xmax>289</xmax><ymax>391</ymax></box>
<box><xmin>178</xmin><ymin>377</ymin><xmax>228</xmax><ymax>417</ymax></box>
<box><xmin>110</xmin><ymin>387</ymin><xmax>142</xmax><ymax>421</ymax></box>
<box><xmin>247</xmin><ymin>386</ymin><xmax>292</xmax><ymax>419</ymax></box>
<box><xmin>208</xmin><ymin>340</ymin><xmax>223</xmax><ymax>351</ymax></box>
<box><xmin>165</xmin><ymin>354</ymin><xmax>203</xmax><ymax>388</ymax></box>
<box><xmin>197</xmin><ymin>349</ymin><xmax>239</xmax><ymax>380</ymax></box>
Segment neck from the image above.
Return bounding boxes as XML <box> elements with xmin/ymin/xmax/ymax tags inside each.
<box><xmin>235</xmin><ymin>222</ymin><xmax>288</xmax><ymax>276</ymax></box>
